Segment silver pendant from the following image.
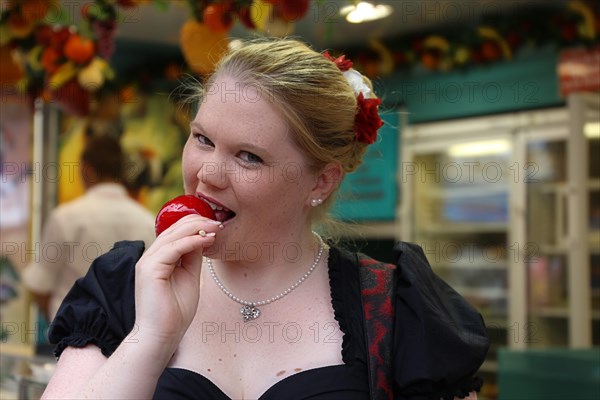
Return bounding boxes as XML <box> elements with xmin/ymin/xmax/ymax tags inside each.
<box><xmin>241</xmin><ymin>305</ymin><xmax>261</xmax><ymax>322</ymax></box>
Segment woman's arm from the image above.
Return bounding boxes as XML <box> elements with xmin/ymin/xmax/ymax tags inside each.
<box><xmin>43</xmin><ymin>330</ymin><xmax>178</xmax><ymax>399</ymax></box>
<box><xmin>42</xmin><ymin>214</ymin><xmax>220</xmax><ymax>399</ymax></box>
<box><xmin>42</xmin><ymin>345</ymin><xmax>106</xmax><ymax>399</ymax></box>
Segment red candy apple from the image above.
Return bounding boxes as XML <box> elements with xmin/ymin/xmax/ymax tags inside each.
<box><xmin>155</xmin><ymin>195</ymin><xmax>216</xmax><ymax>236</ymax></box>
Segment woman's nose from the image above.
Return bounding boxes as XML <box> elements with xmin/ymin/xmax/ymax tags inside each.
<box><xmin>197</xmin><ymin>159</ymin><xmax>233</xmax><ymax>189</ymax></box>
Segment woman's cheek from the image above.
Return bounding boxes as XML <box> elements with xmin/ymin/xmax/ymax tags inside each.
<box><xmin>181</xmin><ymin>158</ymin><xmax>196</xmax><ymax>192</ymax></box>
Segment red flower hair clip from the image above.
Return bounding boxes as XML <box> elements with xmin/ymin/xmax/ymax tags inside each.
<box><xmin>324</xmin><ymin>51</ymin><xmax>383</xmax><ymax>145</ymax></box>
<box><xmin>355</xmin><ymin>93</ymin><xmax>383</xmax><ymax>144</ymax></box>
<box><xmin>323</xmin><ymin>51</ymin><xmax>353</xmax><ymax>72</ymax></box>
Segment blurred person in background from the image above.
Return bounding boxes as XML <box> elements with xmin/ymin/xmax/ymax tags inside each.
<box><xmin>22</xmin><ymin>133</ymin><xmax>155</xmax><ymax>322</ymax></box>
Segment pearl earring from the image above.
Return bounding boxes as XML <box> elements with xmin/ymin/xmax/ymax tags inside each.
<box><xmin>311</xmin><ymin>198</ymin><xmax>323</xmax><ymax>207</ymax></box>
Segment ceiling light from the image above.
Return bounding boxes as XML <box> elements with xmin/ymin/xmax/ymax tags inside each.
<box><xmin>584</xmin><ymin>122</ymin><xmax>600</xmax><ymax>139</ymax></box>
<box><xmin>448</xmin><ymin>140</ymin><xmax>511</xmax><ymax>158</ymax></box>
<box><xmin>340</xmin><ymin>2</ymin><xmax>393</xmax><ymax>24</ymax></box>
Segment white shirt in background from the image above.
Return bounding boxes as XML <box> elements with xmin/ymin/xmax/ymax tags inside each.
<box><xmin>22</xmin><ymin>183</ymin><xmax>156</xmax><ymax>320</ymax></box>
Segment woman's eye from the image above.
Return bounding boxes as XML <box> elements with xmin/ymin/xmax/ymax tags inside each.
<box><xmin>239</xmin><ymin>151</ymin><xmax>263</xmax><ymax>164</ymax></box>
<box><xmin>193</xmin><ymin>133</ymin><xmax>214</xmax><ymax>147</ymax></box>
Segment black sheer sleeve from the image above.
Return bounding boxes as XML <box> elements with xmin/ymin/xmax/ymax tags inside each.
<box><xmin>391</xmin><ymin>242</ymin><xmax>489</xmax><ymax>399</ymax></box>
<box><xmin>48</xmin><ymin>240</ymin><xmax>144</xmax><ymax>358</ymax></box>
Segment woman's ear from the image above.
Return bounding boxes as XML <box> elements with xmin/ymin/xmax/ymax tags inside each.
<box><xmin>307</xmin><ymin>162</ymin><xmax>344</xmax><ymax>205</ymax></box>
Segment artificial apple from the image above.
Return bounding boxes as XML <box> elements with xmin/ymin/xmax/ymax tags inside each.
<box><xmin>278</xmin><ymin>0</ymin><xmax>309</xmax><ymax>22</ymax></box>
<box><xmin>203</xmin><ymin>3</ymin><xmax>234</xmax><ymax>33</ymax></box>
<box><xmin>64</xmin><ymin>34</ymin><xmax>95</xmax><ymax>64</ymax></box>
<box><xmin>41</xmin><ymin>47</ymin><xmax>61</xmax><ymax>74</ymax></box>
<box><xmin>238</xmin><ymin>6</ymin><xmax>256</xmax><ymax>30</ymax></box>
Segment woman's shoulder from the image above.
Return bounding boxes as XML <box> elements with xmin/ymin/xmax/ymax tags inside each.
<box><xmin>96</xmin><ymin>240</ymin><xmax>147</xmax><ymax>265</ymax></box>
<box><xmin>60</xmin><ymin>239</ymin><xmax>144</xmax><ymax>303</ymax></box>
<box><xmin>48</xmin><ymin>240</ymin><xmax>145</xmax><ymax>358</ymax></box>
<box><xmin>330</xmin><ymin>241</ymin><xmax>488</xmax><ymax>398</ymax></box>
<box><xmin>72</xmin><ymin>240</ymin><xmax>145</xmax><ymax>291</ymax></box>
<box><xmin>328</xmin><ymin>239</ymin><xmax>452</xmax><ymax>291</ymax></box>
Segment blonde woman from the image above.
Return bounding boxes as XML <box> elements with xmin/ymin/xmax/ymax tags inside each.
<box><xmin>43</xmin><ymin>38</ymin><xmax>487</xmax><ymax>400</ymax></box>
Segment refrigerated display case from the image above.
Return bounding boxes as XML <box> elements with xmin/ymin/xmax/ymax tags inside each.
<box><xmin>400</xmin><ymin>93</ymin><xmax>599</xmax><ymax>400</ymax></box>
<box><xmin>519</xmin><ymin>93</ymin><xmax>599</xmax><ymax>350</ymax></box>
<box><xmin>400</xmin><ymin>118</ymin><xmax>514</xmax><ymax>400</ymax></box>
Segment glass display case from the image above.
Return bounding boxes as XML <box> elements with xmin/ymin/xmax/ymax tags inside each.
<box><xmin>400</xmin><ymin>121</ymin><xmax>514</xmax><ymax>400</ymax></box>
<box><xmin>523</xmin><ymin>95</ymin><xmax>600</xmax><ymax>350</ymax></box>
<box><xmin>400</xmin><ymin>93</ymin><xmax>599</xmax><ymax>400</ymax></box>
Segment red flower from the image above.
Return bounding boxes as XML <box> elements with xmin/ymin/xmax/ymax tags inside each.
<box><xmin>355</xmin><ymin>93</ymin><xmax>383</xmax><ymax>144</ymax></box>
<box><xmin>323</xmin><ymin>51</ymin><xmax>382</xmax><ymax>144</ymax></box>
<box><xmin>323</xmin><ymin>51</ymin><xmax>353</xmax><ymax>72</ymax></box>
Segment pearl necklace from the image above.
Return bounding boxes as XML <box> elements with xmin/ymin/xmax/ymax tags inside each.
<box><xmin>206</xmin><ymin>233</ymin><xmax>325</xmax><ymax>322</ymax></box>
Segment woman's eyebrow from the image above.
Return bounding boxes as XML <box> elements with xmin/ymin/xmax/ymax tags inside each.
<box><xmin>190</xmin><ymin>121</ymin><xmax>206</xmax><ymax>133</ymax></box>
<box><xmin>237</xmin><ymin>141</ymin><xmax>269</xmax><ymax>154</ymax></box>
<box><xmin>189</xmin><ymin>122</ymin><xmax>270</xmax><ymax>154</ymax></box>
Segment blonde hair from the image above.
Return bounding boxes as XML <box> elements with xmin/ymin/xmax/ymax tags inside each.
<box><xmin>195</xmin><ymin>37</ymin><xmax>377</xmax><ymax>225</ymax></box>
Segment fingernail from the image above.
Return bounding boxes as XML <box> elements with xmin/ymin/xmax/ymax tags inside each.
<box><xmin>208</xmin><ymin>220</ymin><xmax>222</xmax><ymax>225</ymax></box>
<box><xmin>206</xmin><ymin>232</ymin><xmax>216</xmax><ymax>237</ymax></box>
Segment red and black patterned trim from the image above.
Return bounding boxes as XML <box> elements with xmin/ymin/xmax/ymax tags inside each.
<box><xmin>358</xmin><ymin>255</ymin><xmax>396</xmax><ymax>400</ymax></box>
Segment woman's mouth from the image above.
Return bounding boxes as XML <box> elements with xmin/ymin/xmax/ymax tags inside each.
<box><xmin>200</xmin><ymin>196</ymin><xmax>236</xmax><ymax>223</ymax></box>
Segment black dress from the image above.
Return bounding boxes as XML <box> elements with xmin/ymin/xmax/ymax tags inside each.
<box><xmin>48</xmin><ymin>240</ymin><xmax>488</xmax><ymax>400</ymax></box>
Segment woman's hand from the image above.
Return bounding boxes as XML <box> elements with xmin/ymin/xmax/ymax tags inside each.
<box><xmin>133</xmin><ymin>214</ymin><xmax>220</xmax><ymax>348</ymax></box>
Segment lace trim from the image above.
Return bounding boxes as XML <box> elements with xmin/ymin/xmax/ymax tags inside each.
<box><xmin>326</xmin><ymin>246</ymin><xmax>353</xmax><ymax>363</ymax></box>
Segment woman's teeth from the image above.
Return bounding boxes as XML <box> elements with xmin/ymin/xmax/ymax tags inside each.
<box><xmin>200</xmin><ymin>197</ymin><xmax>235</xmax><ymax>223</ymax></box>
<box><xmin>204</xmin><ymin>198</ymin><xmax>228</xmax><ymax>212</ymax></box>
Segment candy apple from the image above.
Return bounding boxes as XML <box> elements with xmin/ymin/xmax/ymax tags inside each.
<box><xmin>155</xmin><ymin>195</ymin><xmax>216</xmax><ymax>236</ymax></box>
